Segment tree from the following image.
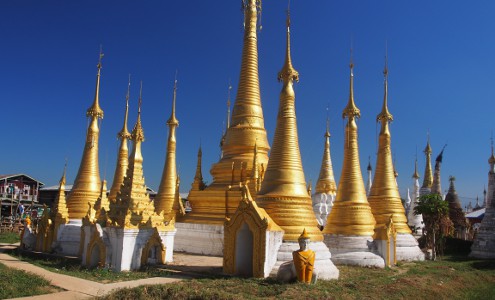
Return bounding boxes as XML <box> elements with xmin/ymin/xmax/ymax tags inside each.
<box><xmin>414</xmin><ymin>193</ymin><xmax>453</xmax><ymax>260</ymax></box>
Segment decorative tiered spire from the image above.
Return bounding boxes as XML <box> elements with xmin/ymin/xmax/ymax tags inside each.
<box><xmin>191</xmin><ymin>145</ymin><xmax>206</xmax><ymax>191</ymax></box>
<box><xmin>66</xmin><ymin>51</ymin><xmax>104</xmax><ymax>219</ymax></box>
<box><xmin>413</xmin><ymin>157</ymin><xmax>420</xmax><ymax>179</ymax></box>
<box><xmin>368</xmin><ymin>57</ymin><xmax>411</xmax><ymax>235</ymax></box>
<box><xmin>53</xmin><ymin>162</ymin><xmax>69</xmax><ymax>224</ymax></box>
<box><xmin>421</xmin><ymin>134</ymin><xmax>433</xmax><ymax>190</ymax></box>
<box><xmin>111</xmin><ymin>85</ymin><xmax>154</xmax><ymax>228</ymax></box>
<box><xmin>315</xmin><ymin>114</ymin><xmax>337</xmax><ymax>194</ymax></box>
<box><xmin>154</xmin><ymin>78</ymin><xmax>182</xmax><ymax>217</ymax></box>
<box><xmin>257</xmin><ymin>9</ymin><xmax>322</xmax><ymax>242</ymax></box>
<box><xmin>109</xmin><ymin>77</ymin><xmax>132</xmax><ymax>202</ymax></box>
<box><xmin>209</xmin><ymin>0</ymin><xmax>269</xmax><ymax>185</ymax></box>
<box><xmin>366</xmin><ymin>156</ymin><xmax>373</xmax><ymax>196</ymax></box>
<box><xmin>324</xmin><ymin>55</ymin><xmax>376</xmax><ymax>236</ymax></box>
<box><xmin>185</xmin><ymin>0</ymin><xmax>269</xmax><ymax>224</ymax></box>
<box><xmin>408</xmin><ymin>157</ymin><xmax>424</xmax><ymax>231</ymax></box>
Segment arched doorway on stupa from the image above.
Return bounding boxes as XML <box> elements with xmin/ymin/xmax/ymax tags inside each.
<box><xmin>87</xmin><ymin>232</ymin><xmax>106</xmax><ymax>268</ymax></box>
<box><xmin>141</xmin><ymin>228</ymin><xmax>166</xmax><ymax>266</ymax></box>
<box><xmin>235</xmin><ymin>222</ymin><xmax>254</xmax><ymax>277</ymax></box>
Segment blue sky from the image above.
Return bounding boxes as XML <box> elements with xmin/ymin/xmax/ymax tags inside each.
<box><xmin>1</xmin><ymin>1</ymin><xmax>494</xmax><ymax>209</ymax></box>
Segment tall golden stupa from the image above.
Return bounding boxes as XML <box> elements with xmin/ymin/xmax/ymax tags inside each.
<box><xmin>367</xmin><ymin>59</ymin><xmax>411</xmax><ymax>234</ymax></box>
<box><xmin>420</xmin><ymin>136</ymin><xmax>433</xmax><ymax>196</ymax></box>
<box><xmin>184</xmin><ymin>0</ymin><xmax>269</xmax><ymax>224</ymax></box>
<box><xmin>154</xmin><ymin>79</ymin><xmax>183</xmax><ymax>217</ymax></box>
<box><xmin>109</xmin><ymin>78</ymin><xmax>131</xmax><ymax>202</ymax></box>
<box><xmin>315</xmin><ymin>117</ymin><xmax>337</xmax><ymax>196</ymax></box>
<box><xmin>66</xmin><ymin>53</ymin><xmax>104</xmax><ymax>219</ymax></box>
<box><xmin>323</xmin><ymin>59</ymin><xmax>376</xmax><ymax>237</ymax></box>
<box><xmin>256</xmin><ymin>10</ymin><xmax>322</xmax><ymax>243</ymax></box>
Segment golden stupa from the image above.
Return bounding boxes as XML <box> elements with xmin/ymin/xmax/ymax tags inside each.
<box><xmin>367</xmin><ymin>59</ymin><xmax>411</xmax><ymax>234</ymax></box>
<box><xmin>256</xmin><ymin>11</ymin><xmax>322</xmax><ymax>242</ymax></box>
<box><xmin>315</xmin><ymin>117</ymin><xmax>337</xmax><ymax>195</ymax></box>
<box><xmin>421</xmin><ymin>136</ymin><xmax>433</xmax><ymax>191</ymax></box>
<box><xmin>109</xmin><ymin>78</ymin><xmax>131</xmax><ymax>202</ymax></box>
<box><xmin>109</xmin><ymin>86</ymin><xmax>155</xmax><ymax>228</ymax></box>
<box><xmin>52</xmin><ymin>163</ymin><xmax>69</xmax><ymax>240</ymax></box>
<box><xmin>184</xmin><ymin>0</ymin><xmax>270</xmax><ymax>224</ymax></box>
<box><xmin>323</xmin><ymin>58</ymin><xmax>376</xmax><ymax>237</ymax></box>
<box><xmin>66</xmin><ymin>53</ymin><xmax>104</xmax><ymax>219</ymax></box>
<box><xmin>154</xmin><ymin>79</ymin><xmax>183</xmax><ymax>217</ymax></box>
<box><xmin>191</xmin><ymin>145</ymin><xmax>206</xmax><ymax>191</ymax></box>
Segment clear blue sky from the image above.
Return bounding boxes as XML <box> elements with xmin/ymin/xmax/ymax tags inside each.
<box><xmin>1</xmin><ymin>1</ymin><xmax>494</xmax><ymax>209</ymax></box>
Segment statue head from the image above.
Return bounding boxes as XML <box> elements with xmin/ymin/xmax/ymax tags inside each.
<box><xmin>298</xmin><ymin>228</ymin><xmax>311</xmax><ymax>251</ymax></box>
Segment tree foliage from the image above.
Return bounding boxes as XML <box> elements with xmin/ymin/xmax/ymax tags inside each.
<box><xmin>414</xmin><ymin>193</ymin><xmax>453</xmax><ymax>260</ymax></box>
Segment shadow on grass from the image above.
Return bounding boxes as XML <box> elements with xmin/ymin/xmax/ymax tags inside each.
<box><xmin>470</xmin><ymin>260</ymin><xmax>495</xmax><ymax>270</ymax></box>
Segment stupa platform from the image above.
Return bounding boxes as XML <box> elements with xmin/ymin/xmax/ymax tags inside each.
<box><xmin>324</xmin><ymin>234</ymin><xmax>385</xmax><ymax>268</ymax></box>
<box><xmin>395</xmin><ymin>233</ymin><xmax>425</xmax><ymax>261</ymax></box>
<box><xmin>53</xmin><ymin>219</ymin><xmax>83</xmax><ymax>256</ymax></box>
<box><xmin>470</xmin><ymin>208</ymin><xmax>495</xmax><ymax>259</ymax></box>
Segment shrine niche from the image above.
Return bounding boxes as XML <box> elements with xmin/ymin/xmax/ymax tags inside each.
<box><xmin>141</xmin><ymin>228</ymin><xmax>166</xmax><ymax>266</ymax></box>
<box><xmin>374</xmin><ymin>216</ymin><xmax>397</xmax><ymax>267</ymax></box>
<box><xmin>224</xmin><ymin>184</ymin><xmax>283</xmax><ymax>278</ymax></box>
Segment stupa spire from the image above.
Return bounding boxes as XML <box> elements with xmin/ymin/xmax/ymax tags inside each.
<box><xmin>109</xmin><ymin>76</ymin><xmax>132</xmax><ymax>202</ymax></box>
<box><xmin>431</xmin><ymin>145</ymin><xmax>446</xmax><ymax>195</ymax></box>
<box><xmin>112</xmin><ymin>85</ymin><xmax>154</xmax><ymax>228</ymax></box>
<box><xmin>154</xmin><ymin>78</ymin><xmax>181</xmax><ymax>217</ymax></box>
<box><xmin>191</xmin><ymin>144</ymin><xmax>206</xmax><ymax>191</ymax></box>
<box><xmin>324</xmin><ymin>55</ymin><xmax>376</xmax><ymax>236</ymax></box>
<box><xmin>315</xmin><ymin>113</ymin><xmax>336</xmax><ymax>194</ymax></box>
<box><xmin>66</xmin><ymin>52</ymin><xmax>104</xmax><ymax>219</ymax></box>
<box><xmin>53</xmin><ymin>161</ymin><xmax>69</xmax><ymax>221</ymax></box>
<box><xmin>421</xmin><ymin>134</ymin><xmax>433</xmax><ymax>189</ymax></box>
<box><xmin>209</xmin><ymin>0</ymin><xmax>269</xmax><ymax>185</ymax></box>
<box><xmin>413</xmin><ymin>157</ymin><xmax>420</xmax><ymax>179</ymax></box>
<box><xmin>257</xmin><ymin>9</ymin><xmax>322</xmax><ymax>242</ymax></box>
<box><xmin>368</xmin><ymin>57</ymin><xmax>411</xmax><ymax>235</ymax></box>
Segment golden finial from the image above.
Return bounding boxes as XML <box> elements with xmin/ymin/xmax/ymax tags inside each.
<box><xmin>118</xmin><ymin>75</ymin><xmax>131</xmax><ymax>140</ymax></box>
<box><xmin>86</xmin><ymin>48</ymin><xmax>104</xmax><ymax>119</ymax></box>
<box><xmin>377</xmin><ymin>51</ymin><xmax>393</xmax><ymax>123</ymax></box>
<box><xmin>61</xmin><ymin>158</ymin><xmax>68</xmax><ymax>185</ymax></box>
<box><xmin>227</xmin><ymin>81</ymin><xmax>232</xmax><ymax>129</ymax></box>
<box><xmin>132</xmin><ymin>81</ymin><xmax>145</xmax><ymax>142</ymax></box>
<box><xmin>367</xmin><ymin>155</ymin><xmax>372</xmax><ymax>171</ymax></box>
<box><xmin>167</xmin><ymin>73</ymin><xmax>179</xmax><ymax>126</ymax></box>
<box><xmin>343</xmin><ymin>49</ymin><xmax>360</xmax><ymax>119</ymax></box>
<box><xmin>277</xmin><ymin>4</ymin><xmax>299</xmax><ymax>83</ymax></box>
<box><xmin>325</xmin><ymin>105</ymin><xmax>331</xmax><ymax>138</ymax></box>
<box><xmin>413</xmin><ymin>156</ymin><xmax>420</xmax><ymax>179</ymax></box>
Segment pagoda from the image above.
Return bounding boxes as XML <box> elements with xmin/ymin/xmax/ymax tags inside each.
<box><xmin>407</xmin><ymin>159</ymin><xmax>424</xmax><ymax>235</ymax></box>
<box><xmin>445</xmin><ymin>176</ymin><xmax>468</xmax><ymax>239</ymax></box>
<box><xmin>56</xmin><ymin>52</ymin><xmax>104</xmax><ymax>256</ymax></box>
<box><xmin>225</xmin><ymin>9</ymin><xmax>339</xmax><ymax>279</ymax></box>
<box><xmin>367</xmin><ymin>60</ymin><xmax>423</xmax><ymax>261</ymax></box>
<box><xmin>176</xmin><ymin>0</ymin><xmax>270</xmax><ymax>255</ymax></box>
<box><xmin>322</xmin><ymin>57</ymin><xmax>384</xmax><ymax>268</ymax></box>
<box><xmin>108</xmin><ymin>77</ymin><xmax>131</xmax><ymax>202</ymax></box>
<box><xmin>420</xmin><ymin>137</ymin><xmax>433</xmax><ymax>197</ymax></box>
<box><xmin>431</xmin><ymin>147</ymin><xmax>446</xmax><ymax>196</ymax></box>
<box><xmin>470</xmin><ymin>140</ymin><xmax>495</xmax><ymax>258</ymax></box>
<box><xmin>311</xmin><ymin>116</ymin><xmax>337</xmax><ymax>228</ymax></box>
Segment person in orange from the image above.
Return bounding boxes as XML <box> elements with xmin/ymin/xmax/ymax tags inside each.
<box><xmin>292</xmin><ymin>228</ymin><xmax>316</xmax><ymax>284</ymax></box>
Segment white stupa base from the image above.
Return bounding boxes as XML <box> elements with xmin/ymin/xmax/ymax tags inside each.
<box><xmin>270</xmin><ymin>241</ymin><xmax>339</xmax><ymax>280</ymax></box>
<box><xmin>470</xmin><ymin>208</ymin><xmax>495</xmax><ymax>259</ymax></box>
<box><xmin>174</xmin><ymin>222</ymin><xmax>223</xmax><ymax>256</ymax></box>
<box><xmin>396</xmin><ymin>233</ymin><xmax>425</xmax><ymax>261</ymax></box>
<box><xmin>53</xmin><ymin>219</ymin><xmax>82</xmax><ymax>256</ymax></box>
<box><xmin>324</xmin><ymin>234</ymin><xmax>385</xmax><ymax>268</ymax></box>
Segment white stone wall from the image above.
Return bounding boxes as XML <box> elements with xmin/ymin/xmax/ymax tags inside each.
<box><xmin>174</xmin><ymin>222</ymin><xmax>224</xmax><ymax>256</ymax></box>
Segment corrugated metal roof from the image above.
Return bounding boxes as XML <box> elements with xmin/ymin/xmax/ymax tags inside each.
<box><xmin>466</xmin><ymin>208</ymin><xmax>485</xmax><ymax>219</ymax></box>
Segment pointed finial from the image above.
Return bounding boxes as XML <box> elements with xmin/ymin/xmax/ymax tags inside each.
<box><xmin>226</xmin><ymin>80</ymin><xmax>232</xmax><ymax>129</ymax></box>
<box><xmin>118</xmin><ymin>75</ymin><xmax>131</xmax><ymax>139</ymax></box>
<box><xmin>138</xmin><ymin>81</ymin><xmax>143</xmax><ymax>114</ymax></box>
<box><xmin>167</xmin><ymin>73</ymin><xmax>179</xmax><ymax>126</ymax></box>
<box><xmin>277</xmin><ymin>3</ymin><xmax>299</xmax><ymax>83</ymax></box>
<box><xmin>489</xmin><ymin>131</ymin><xmax>495</xmax><ymax>164</ymax></box>
<box><xmin>325</xmin><ymin>105</ymin><xmax>330</xmax><ymax>137</ymax></box>
<box><xmin>60</xmin><ymin>158</ymin><xmax>68</xmax><ymax>185</ymax></box>
<box><xmin>367</xmin><ymin>155</ymin><xmax>372</xmax><ymax>171</ymax></box>
<box><xmin>286</xmin><ymin>0</ymin><xmax>291</xmax><ymax>28</ymax></box>
<box><xmin>131</xmin><ymin>81</ymin><xmax>145</xmax><ymax>142</ymax></box>
<box><xmin>377</xmin><ymin>48</ymin><xmax>393</xmax><ymax>123</ymax></box>
<box><xmin>424</xmin><ymin>131</ymin><xmax>432</xmax><ymax>154</ymax></box>
<box><xmin>343</xmin><ymin>47</ymin><xmax>361</xmax><ymax>119</ymax></box>
<box><xmin>86</xmin><ymin>47</ymin><xmax>104</xmax><ymax>119</ymax></box>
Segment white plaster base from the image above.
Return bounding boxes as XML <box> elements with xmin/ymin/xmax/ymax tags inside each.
<box><xmin>395</xmin><ymin>233</ymin><xmax>425</xmax><ymax>261</ymax></box>
<box><xmin>174</xmin><ymin>222</ymin><xmax>224</xmax><ymax>256</ymax></box>
<box><xmin>158</xmin><ymin>229</ymin><xmax>177</xmax><ymax>263</ymax></box>
<box><xmin>270</xmin><ymin>241</ymin><xmax>339</xmax><ymax>280</ymax></box>
<box><xmin>106</xmin><ymin>227</ymin><xmax>154</xmax><ymax>271</ymax></box>
<box><xmin>54</xmin><ymin>219</ymin><xmax>82</xmax><ymax>256</ymax></box>
<box><xmin>470</xmin><ymin>207</ymin><xmax>495</xmax><ymax>259</ymax></box>
<box><xmin>324</xmin><ymin>234</ymin><xmax>385</xmax><ymax>268</ymax></box>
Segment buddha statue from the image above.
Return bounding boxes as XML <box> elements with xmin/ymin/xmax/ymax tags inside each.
<box><xmin>292</xmin><ymin>229</ymin><xmax>316</xmax><ymax>284</ymax></box>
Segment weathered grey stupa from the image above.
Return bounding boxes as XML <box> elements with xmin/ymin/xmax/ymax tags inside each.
<box><xmin>470</xmin><ymin>141</ymin><xmax>495</xmax><ymax>258</ymax></box>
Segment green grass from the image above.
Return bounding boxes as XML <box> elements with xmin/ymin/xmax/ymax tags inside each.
<box><xmin>0</xmin><ymin>262</ymin><xmax>60</xmax><ymax>298</ymax></box>
<box><xmin>101</xmin><ymin>256</ymin><xmax>495</xmax><ymax>300</ymax></box>
<box><xmin>6</xmin><ymin>248</ymin><xmax>171</xmax><ymax>283</ymax></box>
<box><xmin>0</xmin><ymin>231</ymin><xmax>21</xmax><ymax>244</ymax></box>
